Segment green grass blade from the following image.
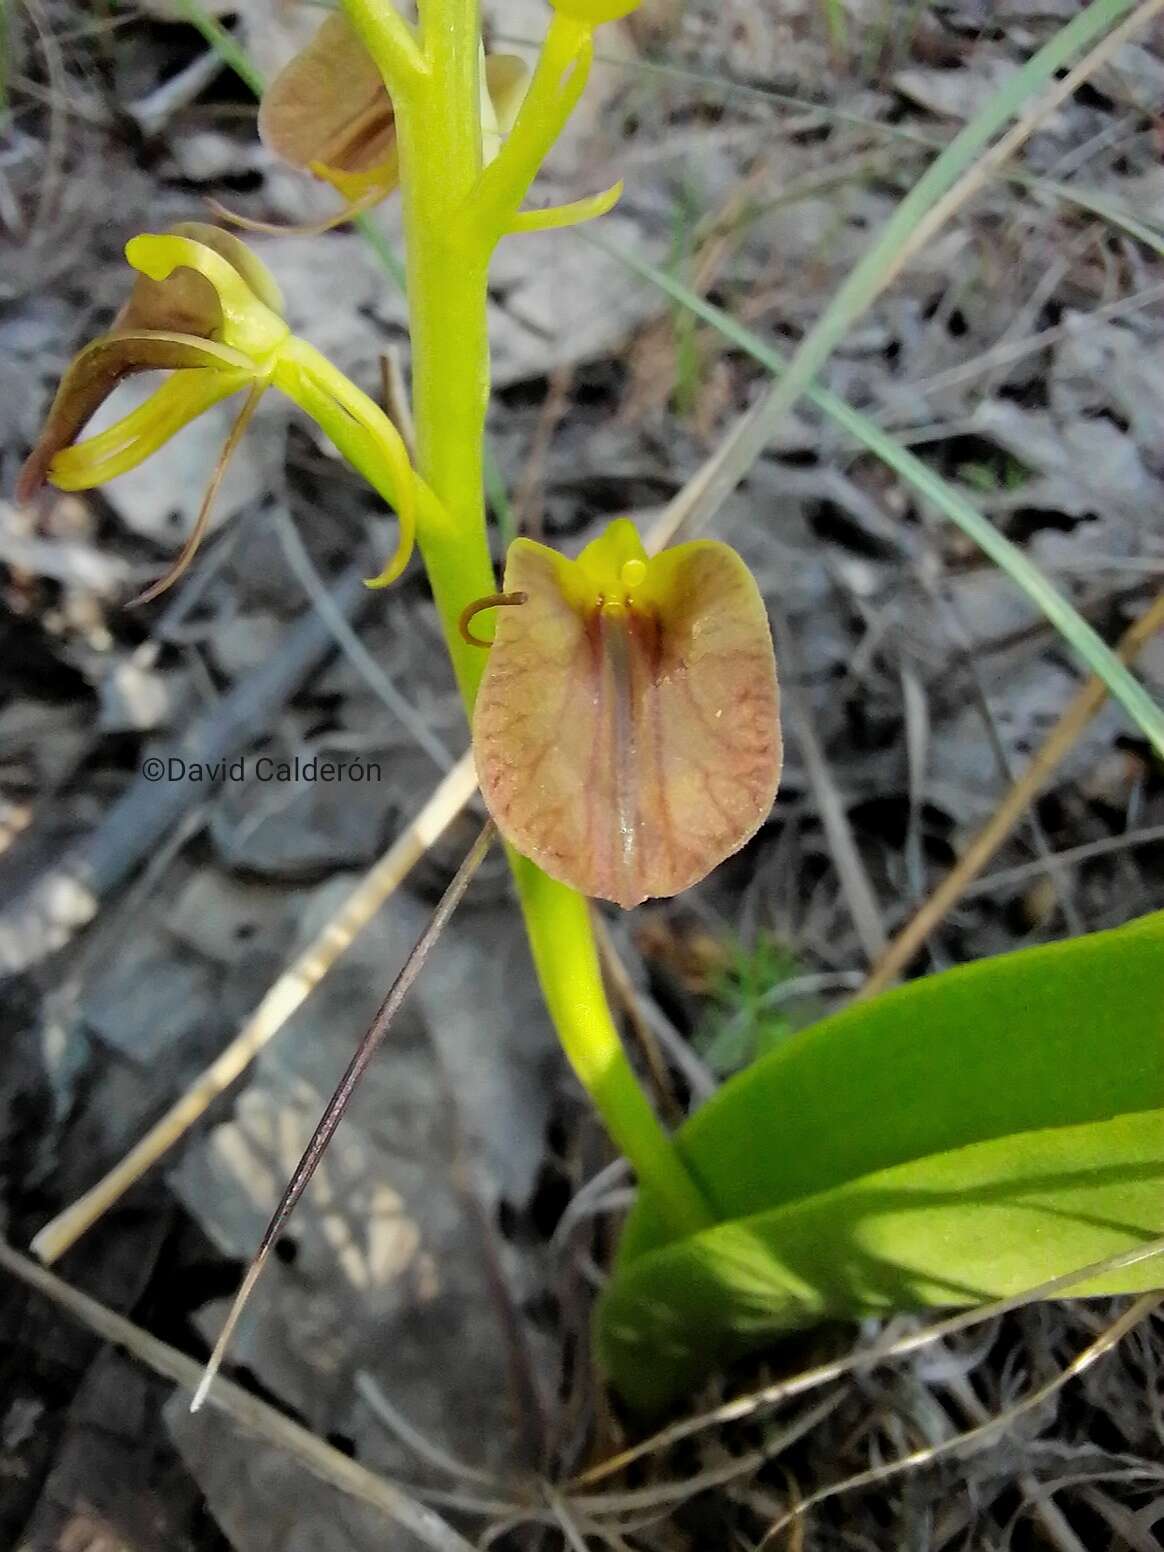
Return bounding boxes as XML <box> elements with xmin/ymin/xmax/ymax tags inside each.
<box><xmin>590</xmin><ymin>231</ymin><xmax>1164</xmax><ymax>757</ymax></box>
<box><xmin>592</xmin><ymin>0</ymin><xmax>1164</xmax><ymax>747</ymax></box>
<box><xmin>175</xmin><ymin>0</ymin><xmax>263</xmax><ymax>94</ymax></box>
<box><xmin>635</xmin><ymin>0</ymin><xmax>1144</xmax><ymax>534</ymax></box>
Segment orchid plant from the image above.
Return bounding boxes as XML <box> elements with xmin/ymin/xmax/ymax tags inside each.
<box><xmin>21</xmin><ymin>0</ymin><xmax>771</xmax><ymax>1247</ymax></box>
<box><xmin>21</xmin><ymin>0</ymin><xmax>1163</xmax><ymax>1415</ymax></box>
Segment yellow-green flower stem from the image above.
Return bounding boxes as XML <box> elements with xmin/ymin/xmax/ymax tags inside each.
<box><xmin>468</xmin><ymin>13</ymin><xmax>595</xmax><ymax>240</ymax></box>
<box><xmin>512</xmin><ymin>856</ymin><xmax>713</xmax><ymax>1233</ymax></box>
<box><xmin>340</xmin><ymin>0</ymin><xmax>712</xmax><ymax>1235</ymax></box>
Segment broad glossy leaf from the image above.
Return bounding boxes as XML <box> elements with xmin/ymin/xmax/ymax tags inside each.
<box><xmin>599</xmin><ymin>912</ymin><xmax>1164</xmax><ymax>1408</ymax></box>
<box><xmin>600</xmin><ymin>1107</ymin><xmax>1164</xmax><ymax>1412</ymax></box>
<box><xmin>472</xmin><ymin>520</ymin><xmax>781</xmax><ymax>909</ymax></box>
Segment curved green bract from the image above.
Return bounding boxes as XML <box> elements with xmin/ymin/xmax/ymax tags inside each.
<box><xmin>599</xmin><ymin>913</ymin><xmax>1164</xmax><ymax>1410</ymax></box>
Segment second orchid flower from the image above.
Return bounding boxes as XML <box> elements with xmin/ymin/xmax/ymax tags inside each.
<box><xmin>19</xmin><ymin>223</ymin><xmax>417</xmax><ymax>602</ymax></box>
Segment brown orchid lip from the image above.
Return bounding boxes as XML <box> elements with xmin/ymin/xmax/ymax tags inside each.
<box><xmin>472</xmin><ymin>534</ymin><xmax>782</xmax><ymax>910</ymax></box>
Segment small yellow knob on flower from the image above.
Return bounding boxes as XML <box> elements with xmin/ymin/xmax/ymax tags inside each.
<box><xmin>549</xmin><ymin>0</ymin><xmax>642</xmax><ymax>23</ymax></box>
<box><xmin>18</xmin><ymin>224</ymin><xmax>416</xmax><ymax>601</ymax></box>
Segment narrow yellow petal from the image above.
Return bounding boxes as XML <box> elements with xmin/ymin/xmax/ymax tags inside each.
<box><xmin>49</xmin><ymin>370</ymin><xmax>250</xmax><ymax>490</ymax></box>
<box><xmin>274</xmin><ymin>346</ymin><xmax>417</xmax><ymax>588</ymax></box>
<box><xmin>18</xmin><ymin>332</ymin><xmax>252</xmax><ymax>502</ymax></box>
<box><xmin>507</xmin><ymin>180</ymin><xmax>623</xmax><ymax>235</ymax></box>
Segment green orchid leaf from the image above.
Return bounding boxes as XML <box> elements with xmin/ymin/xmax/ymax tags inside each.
<box><xmin>600</xmin><ymin>1108</ymin><xmax>1164</xmax><ymax>1412</ymax></box>
<box><xmin>599</xmin><ymin>912</ymin><xmax>1164</xmax><ymax>1410</ymax></box>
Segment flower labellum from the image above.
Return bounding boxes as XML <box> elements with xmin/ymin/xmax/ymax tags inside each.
<box><xmin>472</xmin><ymin>520</ymin><xmax>782</xmax><ymax>909</ymax></box>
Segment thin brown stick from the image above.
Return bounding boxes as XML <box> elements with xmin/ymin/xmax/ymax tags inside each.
<box><xmin>206</xmin><ymin>190</ymin><xmax>380</xmax><ymax>237</ymax></box>
<box><xmin>511</xmin><ymin>365</ymin><xmax>572</xmax><ymax>541</ymax></box>
<box><xmin>0</xmin><ymin>1240</ymin><xmax>476</xmax><ymax>1552</ymax></box>
<box><xmin>860</xmin><ymin>590</ymin><xmax>1164</xmax><ymax>998</ymax></box>
<box><xmin>127</xmin><ymin>382</ymin><xmax>265</xmax><ymax>607</ymax></box>
<box><xmin>32</xmin><ymin>751</ymin><xmax>479</xmax><ymax>1264</ymax></box>
<box><xmin>191</xmin><ymin>820</ymin><xmax>497</xmax><ymax>1412</ymax></box>
<box><xmin>771</xmin><ymin>603</ymin><xmax>888</xmax><ymax>963</ymax></box>
<box><xmin>380</xmin><ymin>347</ymin><xmax>417</xmax><ymax>460</ymax></box>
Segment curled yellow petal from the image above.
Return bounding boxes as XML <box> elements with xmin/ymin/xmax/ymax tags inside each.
<box><xmin>18</xmin><ymin>333</ymin><xmax>253</xmax><ymax>501</ymax></box>
<box><xmin>361</xmin><ymin>490</ymin><xmax>416</xmax><ymax>588</ymax></box>
<box><xmin>274</xmin><ymin>344</ymin><xmax>417</xmax><ymax>589</ymax></box>
<box><xmin>508</xmin><ymin>179</ymin><xmax>623</xmax><ymax>234</ymax></box>
<box><xmin>166</xmin><ymin>222</ymin><xmax>285</xmax><ymax>315</ymax></box>
<box><xmin>48</xmin><ymin>368</ymin><xmax>252</xmax><ymax>491</ymax></box>
<box><xmin>473</xmin><ymin>519</ymin><xmax>782</xmax><ymax>909</ymax></box>
<box><xmin>109</xmin><ymin>223</ymin><xmax>284</xmax><ymax>344</ymax></box>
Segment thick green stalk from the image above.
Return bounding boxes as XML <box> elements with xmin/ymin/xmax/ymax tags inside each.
<box><xmin>391</xmin><ymin>0</ymin><xmax>494</xmax><ymax>708</ymax></box>
<box><xmin>513</xmin><ymin>858</ymin><xmax>714</xmax><ymax>1232</ymax></box>
<box><xmin>356</xmin><ymin>0</ymin><xmax>712</xmax><ymax>1234</ymax></box>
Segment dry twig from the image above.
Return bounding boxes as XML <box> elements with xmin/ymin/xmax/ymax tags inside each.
<box><xmin>0</xmin><ymin>1241</ymin><xmax>476</xmax><ymax>1552</ymax></box>
<box><xmin>32</xmin><ymin>752</ymin><xmax>479</xmax><ymax>1263</ymax></box>
<box><xmin>759</xmin><ymin>1293</ymin><xmax>1164</xmax><ymax>1543</ymax></box>
<box><xmin>571</xmin><ymin>1235</ymin><xmax>1164</xmax><ymax>1488</ymax></box>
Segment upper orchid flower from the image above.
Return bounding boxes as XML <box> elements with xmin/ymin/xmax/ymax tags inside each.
<box><xmin>18</xmin><ymin>223</ymin><xmax>415</xmax><ymax>601</ymax></box>
<box><xmin>245</xmin><ymin>10</ymin><xmax>622</xmax><ymax>242</ymax></box>
<box><xmin>253</xmin><ymin>14</ymin><xmax>530</xmax><ymax>227</ymax></box>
